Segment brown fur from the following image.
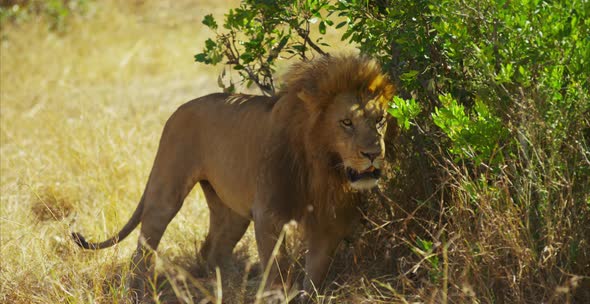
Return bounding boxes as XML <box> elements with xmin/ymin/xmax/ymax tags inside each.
<box><xmin>72</xmin><ymin>54</ymin><xmax>395</xmax><ymax>301</ymax></box>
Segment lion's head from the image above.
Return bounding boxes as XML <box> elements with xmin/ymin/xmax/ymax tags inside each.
<box><xmin>278</xmin><ymin>54</ymin><xmax>396</xmax><ymax>191</ymax></box>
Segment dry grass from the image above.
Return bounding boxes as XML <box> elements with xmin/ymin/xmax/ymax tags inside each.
<box><xmin>0</xmin><ymin>1</ymin><xmax>246</xmax><ymax>302</ymax></box>
<box><xmin>2</xmin><ymin>1</ymin><xmax>588</xmax><ymax>304</ymax></box>
<box><xmin>0</xmin><ymin>1</ymin><xmax>353</xmax><ymax>303</ymax></box>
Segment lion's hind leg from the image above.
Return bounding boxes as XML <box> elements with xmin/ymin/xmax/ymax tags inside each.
<box><xmin>128</xmin><ymin>171</ymin><xmax>198</xmax><ymax>302</ymax></box>
<box><xmin>199</xmin><ymin>181</ymin><xmax>250</xmax><ymax>268</ymax></box>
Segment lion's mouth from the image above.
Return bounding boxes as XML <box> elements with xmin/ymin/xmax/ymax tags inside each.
<box><xmin>345</xmin><ymin>166</ymin><xmax>381</xmax><ymax>182</ymax></box>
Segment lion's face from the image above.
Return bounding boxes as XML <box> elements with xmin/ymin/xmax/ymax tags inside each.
<box><xmin>323</xmin><ymin>92</ymin><xmax>388</xmax><ymax>190</ymax></box>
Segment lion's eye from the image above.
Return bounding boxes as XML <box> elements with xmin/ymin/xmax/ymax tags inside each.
<box><xmin>340</xmin><ymin>119</ymin><xmax>353</xmax><ymax>128</ymax></box>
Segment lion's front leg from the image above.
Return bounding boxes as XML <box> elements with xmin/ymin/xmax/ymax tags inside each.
<box><xmin>302</xmin><ymin>229</ymin><xmax>343</xmax><ymax>296</ymax></box>
<box><xmin>252</xmin><ymin>210</ymin><xmax>291</xmax><ymax>295</ymax></box>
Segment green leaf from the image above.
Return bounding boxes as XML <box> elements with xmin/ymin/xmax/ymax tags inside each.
<box><xmin>319</xmin><ymin>21</ymin><xmax>326</xmax><ymax>34</ymax></box>
<box><xmin>240</xmin><ymin>53</ymin><xmax>254</xmax><ymax>63</ymax></box>
<box><xmin>204</xmin><ymin>38</ymin><xmax>217</xmax><ymax>49</ymax></box>
<box><xmin>194</xmin><ymin>53</ymin><xmax>208</xmax><ymax>63</ymax></box>
<box><xmin>388</xmin><ymin>96</ymin><xmax>421</xmax><ymax>131</ymax></box>
<box><xmin>400</xmin><ymin>70</ymin><xmax>419</xmax><ymax>82</ymax></box>
<box><xmin>335</xmin><ymin>20</ymin><xmax>348</xmax><ymax>29</ymax></box>
<box><xmin>341</xmin><ymin>29</ymin><xmax>353</xmax><ymax>41</ymax></box>
<box><xmin>202</xmin><ymin>14</ymin><xmax>218</xmax><ymax>30</ymax></box>
<box><xmin>292</xmin><ymin>44</ymin><xmax>307</xmax><ymax>52</ymax></box>
<box><xmin>275</xmin><ymin>35</ymin><xmax>289</xmax><ymax>52</ymax></box>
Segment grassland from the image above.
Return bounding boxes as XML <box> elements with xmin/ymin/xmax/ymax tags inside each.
<box><xmin>1</xmin><ymin>1</ymin><xmax>589</xmax><ymax>304</ymax></box>
<box><xmin>0</xmin><ymin>1</ymin><xmax>254</xmax><ymax>302</ymax></box>
<box><xmin>1</xmin><ymin>1</ymin><xmax>355</xmax><ymax>303</ymax></box>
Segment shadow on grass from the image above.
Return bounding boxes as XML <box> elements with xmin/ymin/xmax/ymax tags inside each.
<box><xmin>154</xmin><ymin>246</ymin><xmax>262</xmax><ymax>304</ymax></box>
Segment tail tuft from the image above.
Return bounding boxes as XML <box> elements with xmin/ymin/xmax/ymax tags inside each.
<box><xmin>71</xmin><ymin>232</ymin><xmax>91</xmax><ymax>249</ymax></box>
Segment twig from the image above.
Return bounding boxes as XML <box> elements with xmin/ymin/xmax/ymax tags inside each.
<box><xmin>295</xmin><ymin>27</ymin><xmax>327</xmax><ymax>56</ymax></box>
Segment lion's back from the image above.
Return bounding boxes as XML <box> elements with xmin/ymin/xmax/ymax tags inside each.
<box><xmin>161</xmin><ymin>92</ymin><xmax>278</xmax><ymax>216</ymax></box>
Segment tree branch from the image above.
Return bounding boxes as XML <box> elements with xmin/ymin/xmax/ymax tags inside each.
<box><xmin>296</xmin><ymin>27</ymin><xmax>328</xmax><ymax>56</ymax></box>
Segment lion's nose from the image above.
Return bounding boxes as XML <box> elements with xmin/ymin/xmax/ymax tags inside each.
<box><xmin>360</xmin><ymin>150</ymin><xmax>381</xmax><ymax>162</ymax></box>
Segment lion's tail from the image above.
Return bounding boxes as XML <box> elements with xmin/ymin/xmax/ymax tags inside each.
<box><xmin>71</xmin><ymin>196</ymin><xmax>144</xmax><ymax>250</ymax></box>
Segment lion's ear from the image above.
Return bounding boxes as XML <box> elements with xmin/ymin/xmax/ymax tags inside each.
<box><xmin>383</xmin><ymin>83</ymin><xmax>396</xmax><ymax>100</ymax></box>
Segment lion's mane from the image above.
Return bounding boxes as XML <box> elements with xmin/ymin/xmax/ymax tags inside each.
<box><xmin>268</xmin><ymin>54</ymin><xmax>395</xmax><ymax>219</ymax></box>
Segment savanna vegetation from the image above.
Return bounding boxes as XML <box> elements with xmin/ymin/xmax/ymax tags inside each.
<box><xmin>1</xmin><ymin>0</ymin><xmax>588</xmax><ymax>303</ymax></box>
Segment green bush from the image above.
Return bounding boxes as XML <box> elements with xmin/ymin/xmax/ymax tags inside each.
<box><xmin>196</xmin><ymin>0</ymin><xmax>589</xmax><ymax>302</ymax></box>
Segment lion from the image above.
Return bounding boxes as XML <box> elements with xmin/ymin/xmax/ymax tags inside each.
<box><xmin>72</xmin><ymin>54</ymin><xmax>396</xmax><ymax>301</ymax></box>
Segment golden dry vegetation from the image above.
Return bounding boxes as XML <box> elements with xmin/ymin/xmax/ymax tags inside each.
<box><xmin>1</xmin><ymin>1</ymin><xmax>358</xmax><ymax>303</ymax></box>
<box><xmin>0</xmin><ymin>1</ymin><xmax>265</xmax><ymax>302</ymax></box>
<box><xmin>4</xmin><ymin>1</ymin><xmax>587</xmax><ymax>304</ymax></box>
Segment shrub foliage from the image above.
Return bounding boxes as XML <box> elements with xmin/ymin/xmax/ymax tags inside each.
<box><xmin>196</xmin><ymin>0</ymin><xmax>589</xmax><ymax>302</ymax></box>
<box><xmin>195</xmin><ymin>0</ymin><xmax>590</xmax><ymax>303</ymax></box>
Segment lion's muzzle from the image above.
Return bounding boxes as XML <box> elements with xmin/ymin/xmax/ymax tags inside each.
<box><xmin>345</xmin><ymin>166</ymin><xmax>381</xmax><ymax>182</ymax></box>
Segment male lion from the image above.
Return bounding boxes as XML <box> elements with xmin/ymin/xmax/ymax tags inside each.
<box><xmin>72</xmin><ymin>54</ymin><xmax>396</xmax><ymax>301</ymax></box>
